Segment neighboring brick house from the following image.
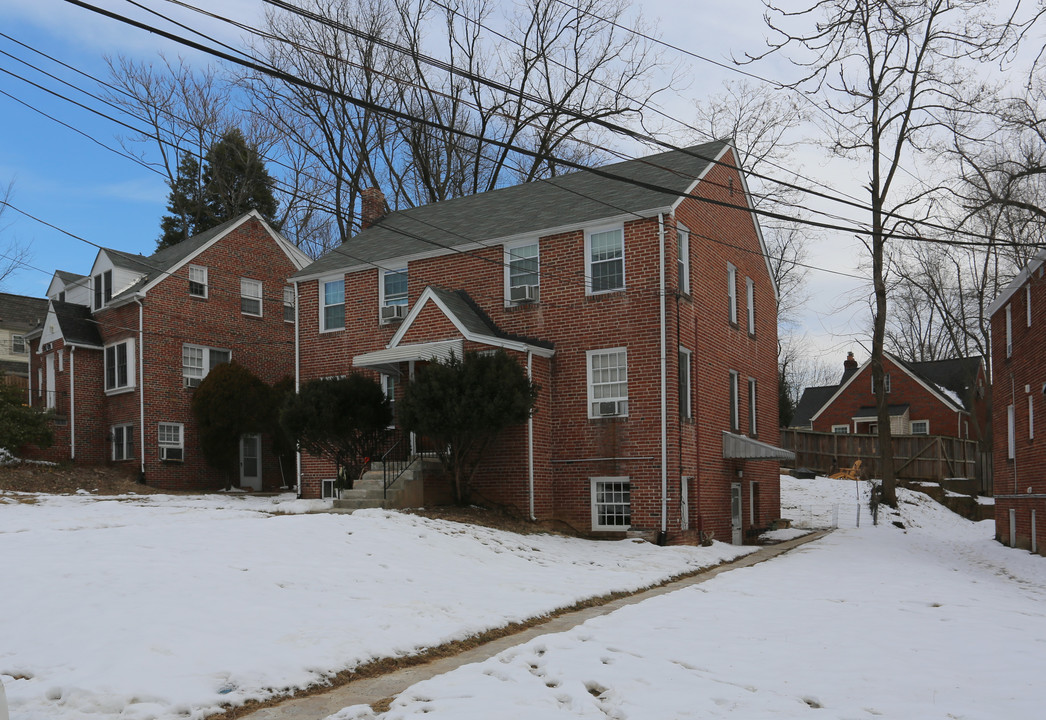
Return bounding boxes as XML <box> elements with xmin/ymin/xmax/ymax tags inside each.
<box><xmin>988</xmin><ymin>248</ymin><xmax>1046</xmax><ymax>553</ymax></box>
<box><xmin>25</xmin><ymin>211</ymin><xmax>309</xmax><ymax>490</ymax></box>
<box><xmin>0</xmin><ymin>292</ymin><xmax>48</xmax><ymax>389</ymax></box>
<box><xmin>290</xmin><ymin>141</ymin><xmax>792</xmax><ymax>544</ymax></box>
<box><xmin>792</xmin><ymin>351</ymin><xmax>987</xmax><ymax>441</ymax></box>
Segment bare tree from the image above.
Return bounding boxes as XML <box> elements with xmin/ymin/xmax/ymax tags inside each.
<box><xmin>748</xmin><ymin>0</ymin><xmax>1008</xmax><ymax>506</ymax></box>
<box><xmin>0</xmin><ymin>182</ymin><xmax>32</xmax><ymax>290</ymax></box>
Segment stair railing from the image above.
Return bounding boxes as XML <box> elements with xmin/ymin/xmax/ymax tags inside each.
<box><xmin>380</xmin><ymin>428</ymin><xmax>414</xmax><ymax>499</ymax></box>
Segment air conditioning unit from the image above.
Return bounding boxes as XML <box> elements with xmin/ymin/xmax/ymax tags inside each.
<box><xmin>509</xmin><ymin>284</ymin><xmax>539</xmax><ymax>303</ymax></box>
<box><xmin>596</xmin><ymin>400</ymin><xmax>626</xmax><ymax>417</ymax></box>
<box><xmin>381</xmin><ymin>304</ymin><xmax>407</xmax><ymax>322</ymax></box>
<box><xmin>159</xmin><ymin>446</ymin><xmax>184</xmax><ymax>462</ymax></box>
<box><xmin>183</xmin><ymin>376</ymin><xmax>201</xmax><ymax>388</ymax></box>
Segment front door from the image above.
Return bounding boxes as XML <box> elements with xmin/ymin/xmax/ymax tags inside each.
<box><xmin>45</xmin><ymin>353</ymin><xmax>56</xmax><ymax>409</ymax></box>
<box><xmin>731</xmin><ymin>482</ymin><xmax>743</xmax><ymax>545</ymax></box>
<box><xmin>240</xmin><ymin>434</ymin><xmax>262</xmax><ymax>491</ymax></box>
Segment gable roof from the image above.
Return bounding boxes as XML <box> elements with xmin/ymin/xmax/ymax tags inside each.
<box><xmin>292</xmin><ymin>140</ymin><xmax>733</xmax><ymax>282</ymax></box>
<box><xmin>790</xmin><ymin>385</ymin><xmax>838</xmax><ymax>428</ymax></box>
<box><xmin>988</xmin><ymin>246</ymin><xmax>1046</xmax><ymax>316</ymax></box>
<box><xmin>33</xmin><ymin>300</ymin><xmax>104</xmax><ymax>348</ymax></box>
<box><xmin>0</xmin><ymin>292</ymin><xmax>49</xmax><ymax>331</ymax></box>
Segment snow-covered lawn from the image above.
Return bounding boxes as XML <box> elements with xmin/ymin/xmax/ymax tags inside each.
<box><xmin>329</xmin><ymin>477</ymin><xmax>1046</xmax><ymax>720</ymax></box>
<box><xmin>0</xmin><ymin>491</ymin><xmax>752</xmax><ymax>720</ymax></box>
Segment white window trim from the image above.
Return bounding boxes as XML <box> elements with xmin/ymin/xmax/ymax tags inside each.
<box><xmin>746</xmin><ymin>277</ymin><xmax>756</xmax><ymax>335</ymax></box>
<box><xmin>748</xmin><ymin>376</ymin><xmax>757</xmax><ymax>436</ymax></box>
<box><xmin>57</xmin><ymin>350</ymin><xmax>64</xmax><ymax>373</ymax></box>
<box><xmin>283</xmin><ymin>285</ymin><xmax>296</xmax><ymax>323</ymax></box>
<box><xmin>380</xmin><ymin>268</ymin><xmax>408</xmax><ymax>307</ymax></box>
<box><xmin>93</xmin><ymin>269</ymin><xmax>112</xmax><ymax>311</ymax></box>
<box><xmin>729</xmin><ymin>370</ymin><xmax>739</xmax><ymax>432</ymax></box>
<box><xmin>158</xmin><ymin>422</ymin><xmax>184</xmax><ymax>462</ymax></box>
<box><xmin>189</xmin><ymin>265</ymin><xmax>208</xmax><ymax>299</ymax></box>
<box><xmin>104</xmin><ymin>338</ymin><xmax>136</xmax><ymax>394</ymax></box>
<box><xmin>831</xmin><ymin>424</ymin><xmax>850</xmax><ymax>434</ymax></box>
<box><xmin>727</xmin><ymin>263</ymin><xmax>738</xmax><ymax>324</ymax></box>
<box><xmin>590</xmin><ymin>476</ymin><xmax>631</xmax><ymax>531</ymax></box>
<box><xmin>585</xmin><ymin>224</ymin><xmax>626</xmax><ymax>295</ymax></box>
<box><xmin>1008</xmin><ymin>404</ymin><xmax>1016</xmax><ymax>460</ymax></box>
<box><xmin>1027</xmin><ymin>284</ymin><xmax>1032</xmax><ymax>327</ymax></box>
<box><xmin>240</xmin><ymin>278</ymin><xmax>263</xmax><ymax>317</ymax></box>
<box><xmin>319</xmin><ymin>276</ymin><xmax>346</xmax><ymax>333</ymax></box>
<box><xmin>587</xmin><ymin>347</ymin><xmax>629</xmax><ymax>419</ymax></box>
<box><xmin>679</xmin><ymin>347</ymin><xmax>692</xmax><ymax>420</ymax></box>
<box><xmin>12</xmin><ymin>334</ymin><xmax>26</xmax><ymax>354</ymax></box>
<box><xmin>504</xmin><ymin>239</ymin><xmax>540</xmax><ymax>304</ymax></box>
<box><xmin>111</xmin><ymin>423</ymin><xmax>134</xmax><ymax>461</ymax></box>
<box><xmin>677</xmin><ymin>225</ymin><xmax>690</xmax><ymax>295</ymax></box>
<box><xmin>910</xmin><ymin>420</ymin><xmax>929</xmax><ymax>435</ymax></box>
<box><xmin>872</xmin><ymin>373</ymin><xmax>891</xmax><ymax>394</ymax></box>
<box><xmin>1006</xmin><ymin>303</ymin><xmax>1012</xmax><ymax>358</ymax></box>
<box><xmin>182</xmin><ymin>344</ymin><xmax>231</xmax><ymax>385</ymax></box>
<box><xmin>1029</xmin><ymin>395</ymin><xmax>1035</xmax><ymax>440</ymax></box>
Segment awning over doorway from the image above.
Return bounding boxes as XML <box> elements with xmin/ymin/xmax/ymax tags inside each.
<box><xmin>352</xmin><ymin>339</ymin><xmax>464</xmax><ymax>376</ymax></box>
<box><xmin>722</xmin><ymin>431</ymin><xmax>795</xmax><ymax>462</ymax></box>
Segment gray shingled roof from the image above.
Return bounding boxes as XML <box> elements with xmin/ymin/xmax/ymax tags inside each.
<box><xmin>903</xmin><ymin>356</ymin><xmax>982</xmax><ymax>412</ymax></box>
<box><xmin>55</xmin><ymin>270</ymin><xmax>86</xmax><ymax>284</ymax></box>
<box><xmin>790</xmin><ymin>385</ymin><xmax>837</xmax><ymax>428</ymax></box>
<box><xmin>428</xmin><ymin>286</ymin><xmax>554</xmax><ymax>350</ymax></box>
<box><xmin>52</xmin><ymin>301</ymin><xmax>103</xmax><ymax>347</ymax></box>
<box><xmin>0</xmin><ymin>292</ymin><xmax>49</xmax><ymax>331</ymax></box>
<box><xmin>293</xmin><ymin>140</ymin><xmax>730</xmax><ymax>280</ymax></box>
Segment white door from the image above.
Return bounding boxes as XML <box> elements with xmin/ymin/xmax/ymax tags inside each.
<box><xmin>240</xmin><ymin>434</ymin><xmax>262</xmax><ymax>491</ymax></box>
<box><xmin>731</xmin><ymin>482</ymin><xmax>743</xmax><ymax>545</ymax></box>
<box><xmin>45</xmin><ymin>353</ymin><xmax>56</xmax><ymax>409</ymax></box>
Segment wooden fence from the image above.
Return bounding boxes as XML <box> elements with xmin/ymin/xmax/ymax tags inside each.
<box><xmin>781</xmin><ymin>429</ymin><xmax>989</xmax><ymax>491</ymax></box>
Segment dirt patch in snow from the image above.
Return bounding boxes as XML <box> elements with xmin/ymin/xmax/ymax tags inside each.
<box><xmin>0</xmin><ymin>462</ymin><xmax>192</xmax><ymax>496</ymax></box>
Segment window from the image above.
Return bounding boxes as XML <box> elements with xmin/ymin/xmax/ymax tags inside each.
<box><xmin>591</xmin><ymin>477</ymin><xmax>630</xmax><ymax>530</ymax></box>
<box><xmin>506</xmin><ymin>242</ymin><xmax>540</xmax><ymax>302</ymax></box>
<box><xmin>93</xmin><ymin>270</ymin><xmax>112</xmax><ymax>310</ymax></box>
<box><xmin>1027</xmin><ymin>285</ymin><xmax>1033</xmax><ymax>327</ymax></box>
<box><xmin>748</xmin><ymin>377</ymin><xmax>757</xmax><ymax>436</ymax></box>
<box><xmin>727</xmin><ymin>263</ymin><xmax>738</xmax><ymax>324</ymax></box>
<box><xmin>283</xmin><ymin>286</ymin><xmax>295</xmax><ymax>323</ymax></box>
<box><xmin>746</xmin><ymin>277</ymin><xmax>756</xmax><ymax>334</ymax></box>
<box><xmin>182</xmin><ymin>344</ymin><xmax>231</xmax><ymax>387</ymax></box>
<box><xmin>871</xmin><ymin>373</ymin><xmax>891</xmax><ymax>394</ymax></box>
<box><xmin>104</xmin><ymin>339</ymin><xmax>134</xmax><ymax>392</ymax></box>
<box><xmin>382</xmin><ymin>268</ymin><xmax>408</xmax><ymax>306</ymax></box>
<box><xmin>910</xmin><ymin>420</ymin><xmax>929</xmax><ymax>435</ymax></box>
<box><xmin>12</xmin><ymin>334</ymin><xmax>26</xmax><ymax>354</ymax></box>
<box><xmin>729</xmin><ymin>370</ymin><xmax>739</xmax><ymax>432</ymax></box>
<box><xmin>587</xmin><ymin>227</ymin><xmax>624</xmax><ymax>293</ymax></box>
<box><xmin>832</xmin><ymin>424</ymin><xmax>850</xmax><ymax>434</ymax></box>
<box><xmin>677</xmin><ymin>226</ymin><xmax>690</xmax><ymax>295</ymax></box>
<box><xmin>1006</xmin><ymin>303</ymin><xmax>1012</xmax><ymax>357</ymax></box>
<box><xmin>321</xmin><ymin>277</ymin><xmax>345</xmax><ymax>331</ymax></box>
<box><xmin>383</xmin><ymin>374</ymin><xmax>397</xmax><ymax>425</ymax></box>
<box><xmin>1007</xmin><ymin>404</ymin><xmax>1016</xmax><ymax>460</ymax></box>
<box><xmin>241</xmin><ymin>278</ymin><xmax>263</xmax><ymax>316</ymax></box>
<box><xmin>1030</xmin><ymin>395</ymin><xmax>1035</xmax><ymax>440</ymax></box>
<box><xmin>189</xmin><ymin>265</ymin><xmax>208</xmax><ymax>298</ymax></box>
<box><xmin>587</xmin><ymin>348</ymin><xmax>628</xmax><ymax>418</ymax></box>
<box><xmin>158</xmin><ymin>422</ymin><xmax>184</xmax><ymax>462</ymax></box>
<box><xmin>111</xmin><ymin>424</ymin><xmax>134</xmax><ymax>461</ymax></box>
<box><xmin>678</xmin><ymin>348</ymin><xmax>692</xmax><ymax>420</ymax></box>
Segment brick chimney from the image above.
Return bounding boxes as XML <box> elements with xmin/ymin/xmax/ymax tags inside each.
<box><xmin>360</xmin><ymin>187</ymin><xmax>386</xmax><ymax>230</ymax></box>
<box><xmin>844</xmin><ymin>351</ymin><xmax>858</xmax><ymax>371</ymax></box>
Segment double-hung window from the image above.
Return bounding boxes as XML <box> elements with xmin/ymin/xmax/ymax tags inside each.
<box><xmin>727</xmin><ymin>263</ymin><xmax>738</xmax><ymax>324</ymax></box>
<box><xmin>587</xmin><ymin>227</ymin><xmax>624</xmax><ymax>293</ymax></box>
<box><xmin>746</xmin><ymin>277</ymin><xmax>756</xmax><ymax>334</ymax></box>
<box><xmin>104</xmin><ymin>339</ymin><xmax>134</xmax><ymax>392</ymax></box>
<box><xmin>321</xmin><ymin>277</ymin><xmax>345</xmax><ymax>331</ymax></box>
<box><xmin>241</xmin><ymin>278</ymin><xmax>263</xmax><ymax>316</ymax></box>
<box><xmin>112</xmin><ymin>424</ymin><xmax>134</xmax><ymax>461</ymax></box>
<box><xmin>506</xmin><ymin>241</ymin><xmax>540</xmax><ymax>303</ymax></box>
<box><xmin>1027</xmin><ymin>285</ymin><xmax>1033</xmax><ymax>327</ymax></box>
<box><xmin>158</xmin><ymin>422</ymin><xmax>184</xmax><ymax>462</ymax></box>
<box><xmin>189</xmin><ymin>265</ymin><xmax>208</xmax><ymax>298</ymax></box>
<box><xmin>182</xmin><ymin>344</ymin><xmax>231</xmax><ymax>387</ymax></box>
<box><xmin>1008</xmin><ymin>404</ymin><xmax>1016</xmax><ymax>459</ymax></box>
<box><xmin>748</xmin><ymin>377</ymin><xmax>757</xmax><ymax>435</ymax></box>
<box><xmin>12</xmin><ymin>334</ymin><xmax>25</xmax><ymax>354</ymax></box>
<box><xmin>677</xmin><ymin>226</ymin><xmax>690</xmax><ymax>295</ymax></box>
<box><xmin>588</xmin><ymin>348</ymin><xmax>628</xmax><ymax>418</ymax></box>
<box><xmin>679</xmin><ymin>348</ymin><xmax>692</xmax><ymax>420</ymax></box>
<box><xmin>94</xmin><ymin>270</ymin><xmax>112</xmax><ymax>310</ymax></box>
<box><xmin>871</xmin><ymin>373</ymin><xmax>891</xmax><ymax>394</ymax></box>
<box><xmin>591</xmin><ymin>477</ymin><xmax>631</xmax><ymax>530</ymax></box>
<box><xmin>383</xmin><ymin>269</ymin><xmax>408</xmax><ymax>306</ymax></box>
<box><xmin>729</xmin><ymin>370</ymin><xmax>739</xmax><ymax>432</ymax></box>
<box><xmin>283</xmin><ymin>286</ymin><xmax>296</xmax><ymax>323</ymax></box>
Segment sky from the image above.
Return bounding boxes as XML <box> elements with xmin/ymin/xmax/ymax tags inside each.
<box><xmin>0</xmin><ymin>0</ymin><xmax>964</xmax><ymax>368</ymax></box>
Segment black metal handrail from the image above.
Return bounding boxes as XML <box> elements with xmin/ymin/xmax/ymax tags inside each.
<box><xmin>380</xmin><ymin>428</ymin><xmax>414</xmax><ymax>498</ymax></box>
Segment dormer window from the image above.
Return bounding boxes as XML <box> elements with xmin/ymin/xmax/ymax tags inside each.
<box><xmin>94</xmin><ymin>270</ymin><xmax>112</xmax><ymax>310</ymax></box>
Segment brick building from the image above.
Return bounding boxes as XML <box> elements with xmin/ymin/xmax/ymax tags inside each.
<box><xmin>989</xmin><ymin>248</ymin><xmax>1046</xmax><ymax>554</ymax></box>
<box><xmin>0</xmin><ymin>292</ymin><xmax>48</xmax><ymax>389</ymax></box>
<box><xmin>792</xmin><ymin>351</ymin><xmax>988</xmax><ymax>441</ymax></box>
<box><xmin>291</xmin><ymin>141</ymin><xmax>792</xmax><ymax>543</ymax></box>
<box><xmin>26</xmin><ymin>211</ymin><xmax>309</xmax><ymax>490</ymax></box>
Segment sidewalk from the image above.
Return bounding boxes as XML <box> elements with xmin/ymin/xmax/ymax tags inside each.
<box><xmin>240</xmin><ymin>531</ymin><xmax>829</xmax><ymax>720</ymax></box>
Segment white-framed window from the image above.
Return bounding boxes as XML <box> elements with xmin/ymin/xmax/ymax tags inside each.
<box><xmin>1027</xmin><ymin>284</ymin><xmax>1032</xmax><ymax>327</ymax></box>
<box><xmin>871</xmin><ymin>373</ymin><xmax>891</xmax><ymax>394</ymax></box>
<box><xmin>382</xmin><ymin>268</ymin><xmax>408</xmax><ymax>306</ymax></box>
<box><xmin>591</xmin><ymin>477</ymin><xmax>630</xmax><ymax>530</ymax></box>
<box><xmin>587</xmin><ymin>348</ymin><xmax>628</xmax><ymax>418</ymax></box>
<box><xmin>729</xmin><ymin>370</ymin><xmax>739</xmax><ymax>432</ymax></box>
<box><xmin>104</xmin><ymin>339</ymin><xmax>135</xmax><ymax>392</ymax></box>
<box><xmin>158</xmin><ymin>422</ymin><xmax>184</xmax><ymax>462</ymax></box>
<box><xmin>189</xmin><ymin>265</ymin><xmax>208</xmax><ymax>298</ymax></box>
<box><xmin>320</xmin><ymin>276</ymin><xmax>345</xmax><ymax>332</ymax></box>
<box><xmin>382</xmin><ymin>373</ymin><xmax>397</xmax><ymax>426</ymax></box>
<box><xmin>12</xmin><ymin>334</ymin><xmax>26</xmax><ymax>354</ymax></box>
<box><xmin>57</xmin><ymin>350</ymin><xmax>64</xmax><ymax>372</ymax></box>
<box><xmin>1006</xmin><ymin>303</ymin><xmax>1012</xmax><ymax>358</ymax></box>
<box><xmin>832</xmin><ymin>424</ymin><xmax>850</xmax><ymax>434</ymax></box>
<box><xmin>181</xmin><ymin>344</ymin><xmax>231</xmax><ymax>387</ymax></box>
<box><xmin>910</xmin><ymin>420</ymin><xmax>929</xmax><ymax>435</ymax></box>
<box><xmin>678</xmin><ymin>347</ymin><xmax>692</xmax><ymax>420</ymax></box>
<box><xmin>506</xmin><ymin>241</ymin><xmax>540</xmax><ymax>303</ymax></box>
<box><xmin>111</xmin><ymin>424</ymin><xmax>134</xmax><ymax>461</ymax></box>
<box><xmin>1008</xmin><ymin>403</ymin><xmax>1016</xmax><ymax>460</ymax></box>
<box><xmin>1029</xmin><ymin>395</ymin><xmax>1035</xmax><ymax>440</ymax></box>
<box><xmin>748</xmin><ymin>377</ymin><xmax>757</xmax><ymax>436</ymax></box>
<box><xmin>746</xmin><ymin>277</ymin><xmax>756</xmax><ymax>335</ymax></box>
<box><xmin>283</xmin><ymin>286</ymin><xmax>295</xmax><ymax>323</ymax></box>
<box><xmin>727</xmin><ymin>263</ymin><xmax>738</xmax><ymax>324</ymax></box>
<box><xmin>586</xmin><ymin>226</ymin><xmax>625</xmax><ymax>294</ymax></box>
<box><xmin>677</xmin><ymin>225</ymin><xmax>690</xmax><ymax>295</ymax></box>
<box><xmin>93</xmin><ymin>269</ymin><xmax>112</xmax><ymax>310</ymax></box>
<box><xmin>240</xmin><ymin>278</ymin><xmax>263</xmax><ymax>316</ymax></box>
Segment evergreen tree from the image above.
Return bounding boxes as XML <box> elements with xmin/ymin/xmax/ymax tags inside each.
<box><xmin>158</xmin><ymin>152</ymin><xmax>206</xmax><ymax>249</ymax></box>
<box><xmin>191</xmin><ymin>362</ymin><xmax>270</xmax><ymax>489</ymax></box>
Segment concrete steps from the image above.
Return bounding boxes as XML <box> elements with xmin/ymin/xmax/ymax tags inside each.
<box><xmin>330</xmin><ymin>462</ymin><xmax>429</xmax><ymax>513</ymax></box>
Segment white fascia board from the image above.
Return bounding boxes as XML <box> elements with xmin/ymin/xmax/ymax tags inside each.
<box><xmin>988</xmin><ymin>249</ymin><xmax>1046</xmax><ymax>316</ymax></box>
<box><xmin>809</xmin><ymin>358</ymin><xmax>870</xmax><ymax>424</ymax></box>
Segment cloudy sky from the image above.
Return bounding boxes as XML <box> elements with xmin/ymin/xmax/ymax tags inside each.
<box><xmin>0</xmin><ymin>0</ymin><xmax>948</xmax><ymax>366</ymax></box>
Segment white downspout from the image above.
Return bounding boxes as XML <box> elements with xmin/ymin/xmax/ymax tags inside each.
<box><xmin>69</xmin><ymin>347</ymin><xmax>75</xmax><ymax>459</ymax></box>
<box><xmin>527</xmin><ymin>349</ymin><xmax>535</xmax><ymax>521</ymax></box>
<box><xmin>137</xmin><ymin>299</ymin><xmax>145</xmax><ymax>476</ymax></box>
<box><xmin>659</xmin><ymin>213</ymin><xmax>668</xmax><ymax>538</ymax></box>
<box><xmin>294</xmin><ymin>282</ymin><xmax>302</xmax><ymax>497</ymax></box>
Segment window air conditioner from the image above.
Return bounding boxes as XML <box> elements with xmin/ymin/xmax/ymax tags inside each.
<box><xmin>509</xmin><ymin>285</ymin><xmax>539</xmax><ymax>303</ymax></box>
<box><xmin>183</xmin><ymin>376</ymin><xmax>201</xmax><ymax>388</ymax></box>
<box><xmin>381</xmin><ymin>304</ymin><xmax>407</xmax><ymax>322</ymax></box>
<box><xmin>159</xmin><ymin>446</ymin><xmax>184</xmax><ymax>462</ymax></box>
<box><xmin>597</xmin><ymin>400</ymin><xmax>625</xmax><ymax>417</ymax></box>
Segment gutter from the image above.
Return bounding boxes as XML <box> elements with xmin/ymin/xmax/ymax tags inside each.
<box><xmin>294</xmin><ymin>281</ymin><xmax>302</xmax><ymax>498</ymax></box>
<box><xmin>659</xmin><ymin>212</ymin><xmax>668</xmax><ymax>539</ymax></box>
<box><xmin>528</xmin><ymin>349</ymin><xmax>535</xmax><ymax>521</ymax></box>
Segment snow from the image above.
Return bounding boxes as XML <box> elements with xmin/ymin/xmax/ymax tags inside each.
<box><xmin>0</xmin><ymin>491</ymin><xmax>751</xmax><ymax>720</ymax></box>
<box><xmin>326</xmin><ymin>476</ymin><xmax>1046</xmax><ymax>720</ymax></box>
